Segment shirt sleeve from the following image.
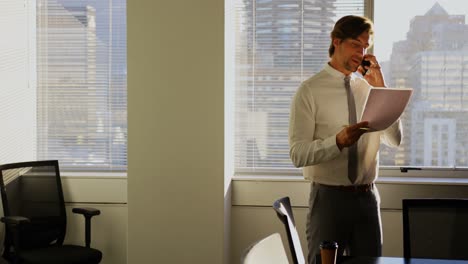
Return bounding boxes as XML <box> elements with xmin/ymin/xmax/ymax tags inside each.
<box><xmin>381</xmin><ymin>118</ymin><xmax>402</xmax><ymax>147</ymax></box>
<box><xmin>289</xmin><ymin>86</ymin><xmax>341</xmax><ymax>168</ymax></box>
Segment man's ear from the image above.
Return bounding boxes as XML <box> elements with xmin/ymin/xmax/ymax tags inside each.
<box><xmin>332</xmin><ymin>38</ymin><xmax>342</xmax><ymax>48</ymax></box>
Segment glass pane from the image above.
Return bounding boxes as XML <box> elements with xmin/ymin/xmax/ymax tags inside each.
<box><xmin>374</xmin><ymin>0</ymin><xmax>468</xmax><ymax>168</ymax></box>
<box><xmin>233</xmin><ymin>0</ymin><xmax>365</xmax><ymax>173</ymax></box>
<box><xmin>36</xmin><ymin>0</ymin><xmax>127</xmax><ymax>171</ymax></box>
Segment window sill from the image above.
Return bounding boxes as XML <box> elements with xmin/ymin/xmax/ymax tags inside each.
<box><xmin>377</xmin><ymin>176</ymin><xmax>468</xmax><ymax>185</ymax></box>
<box><xmin>61</xmin><ymin>172</ymin><xmax>127</xmax><ymax>179</ymax></box>
<box><xmin>232</xmin><ymin>175</ymin><xmax>468</xmax><ymax>186</ymax></box>
<box><xmin>232</xmin><ymin>167</ymin><xmax>468</xmax><ymax>186</ymax></box>
<box><xmin>232</xmin><ymin>175</ymin><xmax>468</xmax><ymax>209</ymax></box>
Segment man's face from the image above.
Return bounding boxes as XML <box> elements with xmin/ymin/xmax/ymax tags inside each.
<box><xmin>333</xmin><ymin>31</ymin><xmax>370</xmax><ymax>74</ymax></box>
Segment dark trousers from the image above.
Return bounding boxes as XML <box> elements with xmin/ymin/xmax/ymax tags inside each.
<box><xmin>306</xmin><ymin>183</ymin><xmax>382</xmax><ymax>264</ymax></box>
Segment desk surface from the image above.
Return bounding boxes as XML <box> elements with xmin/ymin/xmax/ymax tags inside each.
<box><xmin>338</xmin><ymin>256</ymin><xmax>468</xmax><ymax>264</ymax></box>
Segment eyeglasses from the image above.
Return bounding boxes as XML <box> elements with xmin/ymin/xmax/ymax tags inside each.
<box><xmin>346</xmin><ymin>39</ymin><xmax>369</xmax><ymax>50</ymax></box>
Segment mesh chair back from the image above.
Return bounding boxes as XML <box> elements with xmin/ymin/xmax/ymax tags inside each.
<box><xmin>403</xmin><ymin>198</ymin><xmax>468</xmax><ymax>260</ymax></box>
<box><xmin>273</xmin><ymin>197</ymin><xmax>305</xmax><ymax>264</ymax></box>
<box><xmin>0</xmin><ymin>160</ymin><xmax>66</xmax><ymax>250</ymax></box>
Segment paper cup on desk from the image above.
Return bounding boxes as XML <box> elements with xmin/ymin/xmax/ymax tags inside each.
<box><xmin>320</xmin><ymin>241</ymin><xmax>338</xmax><ymax>264</ymax></box>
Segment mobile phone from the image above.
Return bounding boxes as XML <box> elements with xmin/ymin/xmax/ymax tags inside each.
<box><xmin>361</xmin><ymin>60</ymin><xmax>371</xmax><ymax>76</ymax></box>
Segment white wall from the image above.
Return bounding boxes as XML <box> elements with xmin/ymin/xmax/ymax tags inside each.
<box><xmin>61</xmin><ymin>177</ymin><xmax>127</xmax><ymax>264</ymax></box>
<box><xmin>65</xmin><ymin>203</ymin><xmax>127</xmax><ymax>264</ymax></box>
<box><xmin>127</xmin><ymin>1</ymin><xmax>226</xmax><ymax>263</ymax></box>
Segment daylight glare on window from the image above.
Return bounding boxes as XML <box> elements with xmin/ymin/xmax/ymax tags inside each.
<box><xmin>374</xmin><ymin>0</ymin><xmax>468</xmax><ymax>168</ymax></box>
<box><xmin>0</xmin><ymin>0</ymin><xmax>127</xmax><ymax>172</ymax></box>
<box><xmin>232</xmin><ymin>0</ymin><xmax>365</xmax><ymax>174</ymax></box>
<box><xmin>232</xmin><ymin>0</ymin><xmax>468</xmax><ymax>175</ymax></box>
<box><xmin>36</xmin><ymin>0</ymin><xmax>127</xmax><ymax>171</ymax></box>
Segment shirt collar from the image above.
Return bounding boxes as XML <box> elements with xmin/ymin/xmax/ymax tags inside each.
<box><xmin>324</xmin><ymin>63</ymin><xmax>356</xmax><ymax>81</ymax></box>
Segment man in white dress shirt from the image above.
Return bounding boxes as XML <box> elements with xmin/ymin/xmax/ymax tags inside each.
<box><xmin>288</xmin><ymin>15</ymin><xmax>402</xmax><ymax>263</ymax></box>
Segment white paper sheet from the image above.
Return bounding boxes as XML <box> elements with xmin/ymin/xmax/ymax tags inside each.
<box><xmin>360</xmin><ymin>87</ymin><xmax>413</xmax><ymax>131</ymax></box>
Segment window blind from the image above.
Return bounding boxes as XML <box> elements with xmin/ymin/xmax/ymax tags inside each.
<box><xmin>36</xmin><ymin>0</ymin><xmax>127</xmax><ymax>171</ymax></box>
<box><xmin>233</xmin><ymin>0</ymin><xmax>365</xmax><ymax>174</ymax></box>
<box><xmin>0</xmin><ymin>0</ymin><xmax>36</xmax><ymax>165</ymax></box>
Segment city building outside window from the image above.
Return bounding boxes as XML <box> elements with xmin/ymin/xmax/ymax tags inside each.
<box><xmin>230</xmin><ymin>0</ymin><xmax>468</xmax><ymax>176</ymax></box>
<box><xmin>375</xmin><ymin>0</ymin><xmax>468</xmax><ymax>169</ymax></box>
<box><xmin>0</xmin><ymin>0</ymin><xmax>127</xmax><ymax>172</ymax></box>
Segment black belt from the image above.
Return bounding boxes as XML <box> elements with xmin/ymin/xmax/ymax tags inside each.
<box><xmin>314</xmin><ymin>182</ymin><xmax>374</xmax><ymax>192</ymax></box>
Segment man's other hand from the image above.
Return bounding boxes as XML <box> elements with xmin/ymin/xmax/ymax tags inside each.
<box><xmin>336</xmin><ymin>121</ymin><xmax>369</xmax><ymax>151</ymax></box>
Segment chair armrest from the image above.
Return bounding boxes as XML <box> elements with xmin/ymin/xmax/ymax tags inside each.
<box><xmin>1</xmin><ymin>216</ymin><xmax>31</xmax><ymax>255</ymax></box>
<box><xmin>1</xmin><ymin>216</ymin><xmax>30</xmax><ymax>226</ymax></box>
<box><xmin>72</xmin><ymin>207</ymin><xmax>101</xmax><ymax>248</ymax></box>
<box><xmin>72</xmin><ymin>207</ymin><xmax>101</xmax><ymax>217</ymax></box>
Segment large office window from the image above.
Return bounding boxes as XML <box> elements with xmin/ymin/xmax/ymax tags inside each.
<box><xmin>0</xmin><ymin>0</ymin><xmax>127</xmax><ymax>172</ymax></box>
<box><xmin>231</xmin><ymin>0</ymin><xmax>366</xmax><ymax>175</ymax></box>
<box><xmin>374</xmin><ymin>0</ymin><xmax>468</xmax><ymax>168</ymax></box>
<box><xmin>230</xmin><ymin>0</ymin><xmax>468</xmax><ymax>176</ymax></box>
<box><xmin>0</xmin><ymin>1</ymin><xmax>36</xmax><ymax>165</ymax></box>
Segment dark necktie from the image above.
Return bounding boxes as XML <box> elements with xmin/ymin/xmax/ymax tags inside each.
<box><xmin>344</xmin><ymin>76</ymin><xmax>358</xmax><ymax>184</ymax></box>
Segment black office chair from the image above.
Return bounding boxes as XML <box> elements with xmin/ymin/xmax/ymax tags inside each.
<box><xmin>273</xmin><ymin>196</ymin><xmax>305</xmax><ymax>264</ymax></box>
<box><xmin>0</xmin><ymin>160</ymin><xmax>102</xmax><ymax>264</ymax></box>
<box><xmin>402</xmin><ymin>198</ymin><xmax>468</xmax><ymax>260</ymax></box>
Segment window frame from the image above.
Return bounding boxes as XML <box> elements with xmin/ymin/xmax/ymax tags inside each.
<box><xmin>34</xmin><ymin>0</ymin><xmax>128</xmax><ymax>173</ymax></box>
<box><xmin>228</xmin><ymin>0</ymin><xmax>468</xmax><ymax>180</ymax></box>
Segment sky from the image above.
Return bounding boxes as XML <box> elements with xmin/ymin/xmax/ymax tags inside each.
<box><xmin>373</xmin><ymin>0</ymin><xmax>468</xmax><ymax>62</ymax></box>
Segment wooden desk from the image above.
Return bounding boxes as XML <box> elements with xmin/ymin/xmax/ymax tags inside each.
<box><xmin>338</xmin><ymin>256</ymin><xmax>468</xmax><ymax>264</ymax></box>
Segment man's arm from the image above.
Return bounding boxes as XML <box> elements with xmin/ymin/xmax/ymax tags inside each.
<box><xmin>381</xmin><ymin>119</ymin><xmax>402</xmax><ymax>147</ymax></box>
<box><xmin>289</xmin><ymin>89</ymin><xmax>340</xmax><ymax>168</ymax></box>
<box><xmin>360</xmin><ymin>54</ymin><xmax>403</xmax><ymax>147</ymax></box>
<box><xmin>360</xmin><ymin>54</ymin><xmax>386</xmax><ymax>87</ymax></box>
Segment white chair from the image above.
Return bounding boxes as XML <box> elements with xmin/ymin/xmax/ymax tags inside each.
<box><xmin>242</xmin><ymin>233</ymin><xmax>290</xmax><ymax>264</ymax></box>
<box><xmin>273</xmin><ymin>197</ymin><xmax>306</xmax><ymax>264</ymax></box>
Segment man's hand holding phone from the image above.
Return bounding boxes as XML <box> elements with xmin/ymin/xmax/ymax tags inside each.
<box><xmin>361</xmin><ymin>59</ymin><xmax>371</xmax><ymax>76</ymax></box>
<box><xmin>359</xmin><ymin>55</ymin><xmax>386</xmax><ymax>87</ymax></box>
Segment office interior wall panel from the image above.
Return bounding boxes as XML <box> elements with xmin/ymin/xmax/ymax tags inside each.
<box><xmin>128</xmin><ymin>0</ymin><xmax>225</xmax><ymax>263</ymax></box>
<box><xmin>61</xmin><ymin>177</ymin><xmax>127</xmax><ymax>203</ymax></box>
<box><xmin>381</xmin><ymin>210</ymin><xmax>403</xmax><ymax>257</ymax></box>
<box><xmin>65</xmin><ymin>204</ymin><xmax>127</xmax><ymax>264</ymax></box>
<box><xmin>231</xmin><ymin>179</ymin><xmax>468</xmax><ymax>262</ymax></box>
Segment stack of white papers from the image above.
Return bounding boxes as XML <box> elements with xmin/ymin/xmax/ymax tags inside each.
<box><xmin>360</xmin><ymin>87</ymin><xmax>413</xmax><ymax>131</ymax></box>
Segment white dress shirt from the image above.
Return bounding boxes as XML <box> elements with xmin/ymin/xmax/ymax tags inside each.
<box><xmin>289</xmin><ymin>64</ymin><xmax>402</xmax><ymax>185</ymax></box>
